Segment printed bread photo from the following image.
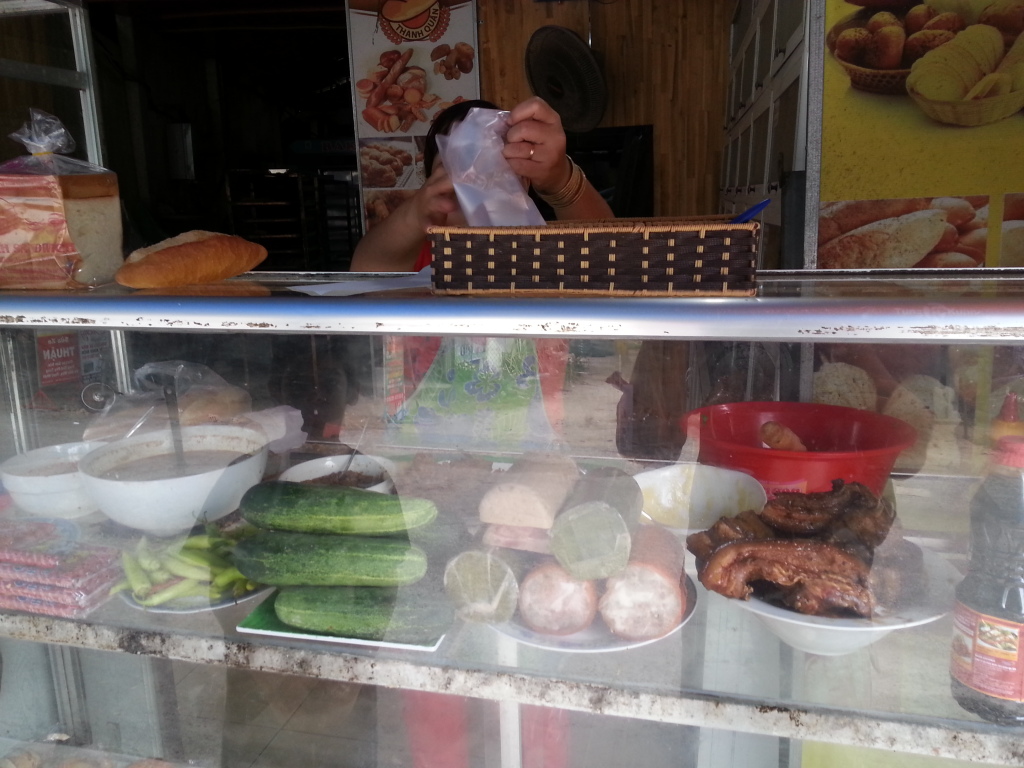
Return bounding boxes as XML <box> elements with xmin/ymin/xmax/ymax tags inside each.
<box><xmin>817</xmin><ymin>196</ymin><xmax>988</xmax><ymax>269</ymax></box>
<box><xmin>817</xmin><ymin>208</ymin><xmax>949</xmax><ymax>269</ymax></box>
<box><xmin>115</xmin><ymin>230</ymin><xmax>267</xmax><ymax>288</ymax></box>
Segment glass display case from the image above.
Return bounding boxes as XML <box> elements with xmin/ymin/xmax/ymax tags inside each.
<box><xmin>1</xmin><ymin>270</ymin><xmax>1024</xmax><ymax>768</ymax></box>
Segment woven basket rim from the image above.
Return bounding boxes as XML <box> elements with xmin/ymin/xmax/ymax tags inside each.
<box><xmin>428</xmin><ymin>217</ymin><xmax>760</xmax><ymax>236</ymax></box>
<box><xmin>907</xmin><ymin>84</ymin><xmax>1024</xmax><ymax>125</ymax></box>
<box><xmin>835</xmin><ymin>57</ymin><xmax>911</xmax><ymax>79</ymax></box>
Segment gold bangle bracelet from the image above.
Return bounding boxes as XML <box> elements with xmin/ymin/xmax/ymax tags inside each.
<box><xmin>538</xmin><ymin>156</ymin><xmax>587</xmax><ymax>209</ymax></box>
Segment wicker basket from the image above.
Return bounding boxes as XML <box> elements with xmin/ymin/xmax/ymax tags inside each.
<box><xmin>827</xmin><ymin>12</ymin><xmax>911</xmax><ymax>95</ymax></box>
<box><xmin>428</xmin><ymin>216</ymin><xmax>760</xmax><ymax>297</ymax></box>
<box><xmin>907</xmin><ymin>84</ymin><xmax>1024</xmax><ymax>126</ymax></box>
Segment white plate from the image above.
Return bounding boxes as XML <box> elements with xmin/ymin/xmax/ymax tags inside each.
<box><xmin>490</xmin><ymin>575</ymin><xmax>697</xmax><ymax>653</ymax></box>
<box><xmin>729</xmin><ymin>547</ymin><xmax>960</xmax><ymax>656</ymax></box>
<box><xmin>635</xmin><ymin>462</ymin><xmax>768</xmax><ymax>532</ymax></box>
<box><xmin>119</xmin><ymin>585</ymin><xmax>272</xmax><ymax>614</ymax></box>
<box><xmin>279</xmin><ymin>454</ymin><xmax>397</xmax><ymax>494</ymax></box>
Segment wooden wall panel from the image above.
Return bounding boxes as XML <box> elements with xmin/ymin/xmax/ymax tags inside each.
<box><xmin>476</xmin><ymin>2</ymin><xmax>590</xmax><ymax>110</ymax></box>
<box><xmin>477</xmin><ymin>0</ymin><xmax>730</xmax><ymax>217</ymax></box>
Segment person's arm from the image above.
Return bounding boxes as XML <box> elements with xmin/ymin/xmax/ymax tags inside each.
<box><xmin>503</xmin><ymin>96</ymin><xmax>614</xmax><ymax>222</ymax></box>
<box><xmin>349</xmin><ymin>166</ymin><xmax>459</xmax><ymax>272</ymax></box>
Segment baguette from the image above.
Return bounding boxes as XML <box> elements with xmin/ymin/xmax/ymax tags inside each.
<box><xmin>115</xmin><ymin>230</ymin><xmax>267</xmax><ymax>288</ymax></box>
<box><xmin>817</xmin><ymin>208</ymin><xmax>948</xmax><ymax>269</ymax></box>
<box><xmin>133</xmin><ymin>281</ymin><xmax>271</xmax><ymax>297</ymax></box>
<box><xmin>817</xmin><ymin>198</ymin><xmax>931</xmax><ymax>246</ymax></box>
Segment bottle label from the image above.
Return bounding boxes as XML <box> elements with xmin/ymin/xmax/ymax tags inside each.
<box><xmin>950</xmin><ymin>601</ymin><xmax>1024</xmax><ymax>702</ymax></box>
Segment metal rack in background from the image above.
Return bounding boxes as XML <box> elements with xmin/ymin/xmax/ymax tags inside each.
<box><xmin>226</xmin><ymin>168</ymin><xmax>361</xmax><ymax>272</ymax></box>
<box><xmin>226</xmin><ymin>168</ymin><xmax>322</xmax><ymax>271</ymax></box>
<box><xmin>319</xmin><ymin>169</ymin><xmax>362</xmax><ymax>272</ymax></box>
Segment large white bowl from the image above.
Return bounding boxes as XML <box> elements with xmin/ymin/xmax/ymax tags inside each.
<box><xmin>0</xmin><ymin>441</ymin><xmax>106</xmax><ymax>518</ymax></box>
<box><xmin>634</xmin><ymin>462</ymin><xmax>768</xmax><ymax>532</ymax></box>
<box><xmin>78</xmin><ymin>424</ymin><xmax>268</xmax><ymax>536</ymax></box>
<box><xmin>279</xmin><ymin>453</ymin><xmax>396</xmax><ymax>494</ymax></box>
<box><xmin>729</xmin><ymin>547</ymin><xmax>959</xmax><ymax>656</ymax></box>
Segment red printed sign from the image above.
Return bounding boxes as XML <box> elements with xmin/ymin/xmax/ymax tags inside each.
<box><xmin>36</xmin><ymin>332</ymin><xmax>80</xmax><ymax>387</ymax></box>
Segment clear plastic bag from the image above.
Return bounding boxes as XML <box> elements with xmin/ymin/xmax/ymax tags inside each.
<box><xmin>82</xmin><ymin>361</ymin><xmax>252</xmax><ymax>442</ymax></box>
<box><xmin>0</xmin><ymin>109</ymin><xmax>123</xmax><ymax>288</ymax></box>
<box><xmin>436</xmin><ymin>107</ymin><xmax>545</xmax><ymax>227</ymax></box>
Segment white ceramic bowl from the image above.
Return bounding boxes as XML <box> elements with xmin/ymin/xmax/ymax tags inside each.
<box><xmin>0</xmin><ymin>441</ymin><xmax>106</xmax><ymax>518</ymax></box>
<box><xmin>634</xmin><ymin>462</ymin><xmax>768</xmax><ymax>532</ymax></box>
<box><xmin>78</xmin><ymin>424</ymin><xmax>268</xmax><ymax>536</ymax></box>
<box><xmin>729</xmin><ymin>547</ymin><xmax>959</xmax><ymax>656</ymax></box>
<box><xmin>279</xmin><ymin>453</ymin><xmax>396</xmax><ymax>494</ymax></box>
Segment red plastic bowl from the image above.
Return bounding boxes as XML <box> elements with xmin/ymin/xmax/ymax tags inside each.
<box><xmin>686</xmin><ymin>401</ymin><xmax>917</xmax><ymax>497</ymax></box>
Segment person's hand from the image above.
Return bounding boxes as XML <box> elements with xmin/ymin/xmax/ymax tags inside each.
<box><xmin>502</xmin><ymin>96</ymin><xmax>571</xmax><ymax>197</ymax></box>
<box><xmin>413</xmin><ymin>163</ymin><xmax>460</xmax><ymax>231</ymax></box>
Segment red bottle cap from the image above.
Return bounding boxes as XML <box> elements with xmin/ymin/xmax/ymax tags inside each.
<box><xmin>994</xmin><ymin>436</ymin><xmax>1024</xmax><ymax>468</ymax></box>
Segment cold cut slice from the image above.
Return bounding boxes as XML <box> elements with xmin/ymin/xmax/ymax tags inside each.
<box><xmin>482</xmin><ymin>524</ymin><xmax>552</xmax><ymax>554</ymax></box>
<box><xmin>478</xmin><ymin>453</ymin><xmax>579</xmax><ymax>530</ymax></box>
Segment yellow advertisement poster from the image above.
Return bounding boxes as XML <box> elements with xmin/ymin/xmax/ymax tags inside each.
<box><xmin>820</xmin><ymin>0</ymin><xmax>1024</xmax><ymax>269</ymax></box>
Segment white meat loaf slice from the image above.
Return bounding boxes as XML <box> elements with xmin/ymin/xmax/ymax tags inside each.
<box><xmin>518</xmin><ymin>560</ymin><xmax>597</xmax><ymax>636</ymax></box>
<box><xmin>478</xmin><ymin>452</ymin><xmax>579</xmax><ymax>529</ymax></box>
<box><xmin>599</xmin><ymin>525</ymin><xmax>687</xmax><ymax>641</ymax></box>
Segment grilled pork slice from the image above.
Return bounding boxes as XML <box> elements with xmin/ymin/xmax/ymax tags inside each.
<box><xmin>685</xmin><ymin>509</ymin><xmax>775</xmax><ymax>564</ymax></box>
<box><xmin>698</xmin><ymin>538</ymin><xmax>874</xmax><ymax>618</ymax></box>
<box><xmin>758</xmin><ymin>479</ymin><xmax>895</xmax><ymax>550</ymax></box>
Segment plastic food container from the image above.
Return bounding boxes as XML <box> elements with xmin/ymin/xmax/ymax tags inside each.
<box><xmin>686</xmin><ymin>401</ymin><xmax>917</xmax><ymax>497</ymax></box>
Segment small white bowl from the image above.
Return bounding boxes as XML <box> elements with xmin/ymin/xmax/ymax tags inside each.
<box><xmin>79</xmin><ymin>424</ymin><xmax>268</xmax><ymax>536</ymax></box>
<box><xmin>634</xmin><ymin>462</ymin><xmax>768</xmax><ymax>532</ymax></box>
<box><xmin>729</xmin><ymin>547</ymin><xmax>959</xmax><ymax>656</ymax></box>
<box><xmin>0</xmin><ymin>441</ymin><xmax>106</xmax><ymax>518</ymax></box>
<box><xmin>279</xmin><ymin>454</ymin><xmax>396</xmax><ymax>494</ymax></box>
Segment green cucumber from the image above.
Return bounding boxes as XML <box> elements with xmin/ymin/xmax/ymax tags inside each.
<box><xmin>233</xmin><ymin>530</ymin><xmax>427</xmax><ymax>587</ymax></box>
<box><xmin>240</xmin><ymin>481</ymin><xmax>438</xmax><ymax>535</ymax></box>
<box><xmin>274</xmin><ymin>585</ymin><xmax>453</xmax><ymax>644</ymax></box>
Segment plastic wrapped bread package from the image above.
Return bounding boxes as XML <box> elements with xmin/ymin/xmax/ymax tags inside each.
<box><xmin>0</xmin><ymin>109</ymin><xmax>124</xmax><ymax>288</ymax></box>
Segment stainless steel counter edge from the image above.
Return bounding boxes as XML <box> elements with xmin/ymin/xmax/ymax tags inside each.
<box><xmin>3</xmin><ymin>273</ymin><xmax>1024</xmax><ymax>342</ymax></box>
<box><xmin>0</xmin><ymin>611</ymin><xmax>1018</xmax><ymax>764</ymax></box>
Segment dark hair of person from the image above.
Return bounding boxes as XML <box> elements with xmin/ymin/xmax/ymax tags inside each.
<box><xmin>422</xmin><ymin>98</ymin><xmax>500</xmax><ymax>174</ymax></box>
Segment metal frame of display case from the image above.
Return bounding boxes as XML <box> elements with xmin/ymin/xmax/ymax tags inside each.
<box><xmin>0</xmin><ymin>0</ymin><xmax>105</xmax><ymax>166</ymax></box>
<box><xmin>3</xmin><ymin>270</ymin><xmax>1024</xmax><ymax>765</ymax></box>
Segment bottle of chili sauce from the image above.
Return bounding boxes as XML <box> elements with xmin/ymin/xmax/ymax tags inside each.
<box><xmin>951</xmin><ymin>436</ymin><xmax>1024</xmax><ymax>723</ymax></box>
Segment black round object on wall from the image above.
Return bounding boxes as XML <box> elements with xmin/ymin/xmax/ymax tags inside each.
<box><xmin>524</xmin><ymin>26</ymin><xmax>607</xmax><ymax>133</ymax></box>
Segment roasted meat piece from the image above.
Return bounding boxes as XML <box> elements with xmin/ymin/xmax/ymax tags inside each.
<box><xmin>759</xmin><ymin>479</ymin><xmax>876</xmax><ymax>535</ymax></box>
<box><xmin>686</xmin><ymin>508</ymin><xmax>775</xmax><ymax>564</ymax></box>
<box><xmin>759</xmin><ymin>479</ymin><xmax>895</xmax><ymax>551</ymax></box>
<box><xmin>698</xmin><ymin>538</ymin><xmax>874</xmax><ymax>618</ymax></box>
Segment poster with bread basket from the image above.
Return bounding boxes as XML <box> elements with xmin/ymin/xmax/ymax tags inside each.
<box><xmin>820</xmin><ymin>0</ymin><xmax>1024</xmax><ymax>270</ymax></box>
<box><xmin>346</xmin><ymin>1</ymin><xmax>480</xmax><ymax>233</ymax></box>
